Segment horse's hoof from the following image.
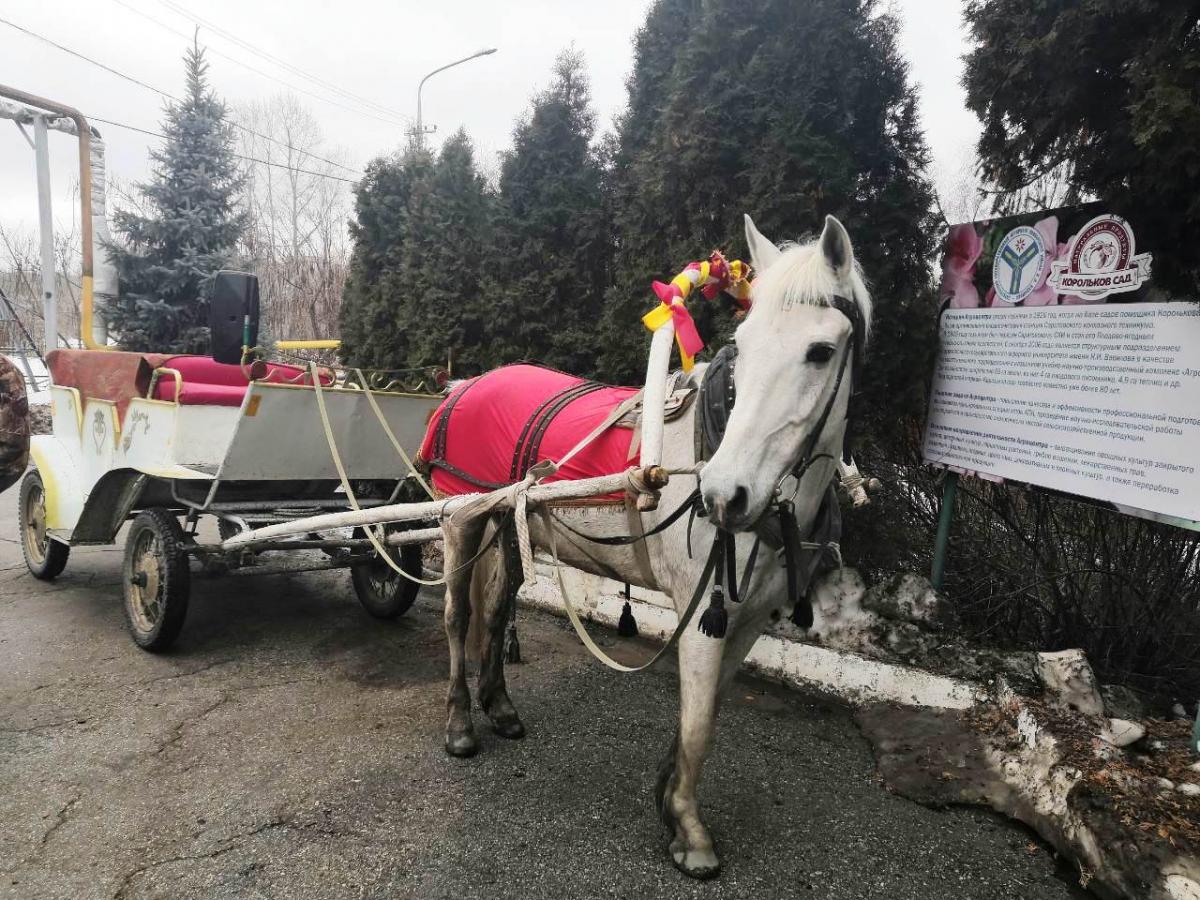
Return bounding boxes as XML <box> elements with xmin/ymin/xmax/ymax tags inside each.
<box><xmin>445</xmin><ymin>732</ymin><xmax>479</xmax><ymax>758</ymax></box>
<box><xmin>670</xmin><ymin>846</ymin><xmax>721</xmax><ymax>880</ymax></box>
<box><xmin>492</xmin><ymin>719</ymin><xmax>526</xmax><ymax>740</ymax></box>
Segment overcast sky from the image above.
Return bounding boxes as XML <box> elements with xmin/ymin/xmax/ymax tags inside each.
<box><xmin>0</xmin><ymin>0</ymin><xmax>980</xmax><ymax>236</ymax></box>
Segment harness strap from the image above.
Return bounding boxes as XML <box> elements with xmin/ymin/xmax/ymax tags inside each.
<box><xmin>547</xmin><ymin>488</ymin><xmax>701</xmax><ymax>547</ymax></box>
<box><xmin>427</xmin><ymin>457</ymin><xmax>511</xmax><ymax>491</ymax></box>
<box><xmin>508</xmin><ymin>381</ymin><xmax>579</xmax><ymax>481</ymax></box>
<box><xmin>432</xmin><ymin>376</ymin><xmax>479</xmax><ymax>462</ymax></box>
<box><xmin>523</xmin><ymin>382</ymin><xmax>607</xmax><ymax>476</ymax></box>
<box><xmin>625</xmin><ymin>495</ymin><xmax>658</xmax><ymax>588</ymax></box>
<box><xmin>541</xmin><ymin>505</ymin><xmax>722</xmax><ymax>673</ymax></box>
<box><xmin>556</xmin><ymin>389</ymin><xmax>643</xmax><ymax>472</ymax></box>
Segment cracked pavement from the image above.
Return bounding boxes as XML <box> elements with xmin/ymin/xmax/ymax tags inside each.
<box><xmin>0</xmin><ymin>489</ymin><xmax>1089</xmax><ymax>899</ymax></box>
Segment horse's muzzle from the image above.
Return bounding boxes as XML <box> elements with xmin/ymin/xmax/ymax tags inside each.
<box><xmin>702</xmin><ymin>483</ymin><xmax>753</xmax><ymax>532</ymax></box>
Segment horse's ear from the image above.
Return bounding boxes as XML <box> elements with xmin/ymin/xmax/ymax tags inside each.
<box><xmin>744</xmin><ymin>214</ymin><xmax>782</xmax><ymax>272</ymax></box>
<box><xmin>819</xmin><ymin>215</ymin><xmax>854</xmax><ymax>281</ymax></box>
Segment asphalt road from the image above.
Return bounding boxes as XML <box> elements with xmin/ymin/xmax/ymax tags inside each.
<box><xmin>0</xmin><ymin>488</ymin><xmax>1088</xmax><ymax>899</ymax></box>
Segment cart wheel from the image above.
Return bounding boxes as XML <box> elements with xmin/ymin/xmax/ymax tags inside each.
<box><xmin>350</xmin><ymin>527</ymin><xmax>422</xmax><ymax>619</ymax></box>
<box><xmin>123</xmin><ymin>508</ymin><xmax>190</xmax><ymax>652</ymax></box>
<box><xmin>19</xmin><ymin>469</ymin><xmax>70</xmax><ymax>580</ymax></box>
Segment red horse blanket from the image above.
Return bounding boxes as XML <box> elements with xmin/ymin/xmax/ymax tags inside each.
<box><xmin>418</xmin><ymin>364</ymin><xmax>639</xmax><ymax>496</ymax></box>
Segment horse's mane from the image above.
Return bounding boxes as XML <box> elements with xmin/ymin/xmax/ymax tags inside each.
<box><xmin>747</xmin><ymin>239</ymin><xmax>873</xmax><ymax>341</ymax></box>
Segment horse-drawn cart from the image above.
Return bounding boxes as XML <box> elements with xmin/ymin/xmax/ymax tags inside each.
<box><xmin>19</xmin><ymin>344</ymin><xmax>443</xmax><ymax>650</ymax></box>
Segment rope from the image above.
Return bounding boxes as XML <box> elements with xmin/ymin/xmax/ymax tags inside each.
<box><xmin>351</xmin><ymin>367</ymin><xmax>435</xmax><ymax>499</ymax></box>
<box><xmin>538</xmin><ymin>506</ymin><xmax>721</xmax><ymax>673</ymax></box>
<box><xmin>309</xmin><ymin>361</ymin><xmax>454</xmax><ymax>586</ymax></box>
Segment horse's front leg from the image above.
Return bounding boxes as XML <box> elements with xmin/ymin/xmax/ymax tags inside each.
<box><xmin>659</xmin><ymin>627</ymin><xmax>724</xmax><ymax>878</ymax></box>
<box><xmin>658</xmin><ymin>595</ymin><xmax>780</xmax><ymax>879</ymax></box>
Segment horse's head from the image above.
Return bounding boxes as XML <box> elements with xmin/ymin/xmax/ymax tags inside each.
<box><xmin>700</xmin><ymin>214</ymin><xmax>871</xmax><ymax>531</ymax></box>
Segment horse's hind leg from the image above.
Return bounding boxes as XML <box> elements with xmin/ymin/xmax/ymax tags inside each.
<box><xmin>442</xmin><ymin>513</ymin><xmax>489</xmax><ymax>758</ymax></box>
<box><xmin>477</xmin><ymin>522</ymin><xmax>525</xmax><ymax>739</ymax></box>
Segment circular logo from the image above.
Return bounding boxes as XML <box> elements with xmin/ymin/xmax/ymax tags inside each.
<box><xmin>1070</xmin><ymin>215</ymin><xmax>1132</xmax><ymax>275</ymax></box>
<box><xmin>992</xmin><ymin>225</ymin><xmax>1048</xmax><ymax>305</ymax></box>
<box><xmin>1048</xmin><ymin>214</ymin><xmax>1151</xmax><ymax>299</ymax></box>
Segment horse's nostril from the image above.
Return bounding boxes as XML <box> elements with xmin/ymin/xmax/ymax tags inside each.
<box><xmin>727</xmin><ymin>485</ymin><xmax>749</xmax><ymax>518</ymax></box>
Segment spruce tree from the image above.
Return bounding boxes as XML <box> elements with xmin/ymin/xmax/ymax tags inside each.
<box><xmin>340</xmin><ymin>149</ymin><xmax>431</xmax><ymax>369</ymax></box>
<box><xmin>340</xmin><ymin>133</ymin><xmax>492</xmax><ymax>373</ymax></box>
<box><xmin>107</xmin><ymin>41</ymin><xmax>246</xmax><ymax>353</ymax></box>
<box><xmin>403</xmin><ymin>131</ymin><xmax>493</xmax><ymax>372</ymax></box>
<box><xmin>490</xmin><ymin>50</ymin><xmax>611</xmax><ymax>373</ymax></box>
<box><xmin>599</xmin><ymin>0</ymin><xmax>937</xmax><ymax>435</ymax></box>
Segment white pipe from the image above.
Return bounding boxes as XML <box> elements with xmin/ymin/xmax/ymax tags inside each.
<box><xmin>33</xmin><ymin>116</ymin><xmax>56</xmax><ymax>352</ymax></box>
<box><xmin>384</xmin><ymin>526</ymin><xmax>443</xmax><ymax>546</ymax></box>
<box><xmin>87</xmin><ymin>134</ymin><xmax>115</xmax><ymax>345</ymax></box>
<box><xmin>219</xmin><ymin>470</ymin><xmax>650</xmax><ymax>550</ymax></box>
<box><xmin>640</xmin><ymin>322</ymin><xmax>674</xmax><ymax>468</ymax></box>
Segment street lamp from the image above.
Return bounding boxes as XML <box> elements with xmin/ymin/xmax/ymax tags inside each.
<box><xmin>412</xmin><ymin>48</ymin><xmax>498</xmax><ymax>150</ymax></box>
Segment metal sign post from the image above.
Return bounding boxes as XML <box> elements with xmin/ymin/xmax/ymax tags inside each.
<box><xmin>32</xmin><ymin>114</ymin><xmax>55</xmax><ymax>351</ymax></box>
<box><xmin>930</xmin><ymin>471</ymin><xmax>958</xmax><ymax>591</ymax></box>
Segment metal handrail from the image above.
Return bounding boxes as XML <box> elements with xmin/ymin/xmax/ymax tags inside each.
<box><xmin>147</xmin><ymin>367</ymin><xmax>183</xmax><ymax>404</ymax></box>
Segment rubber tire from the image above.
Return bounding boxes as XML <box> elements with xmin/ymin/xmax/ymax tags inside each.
<box><xmin>122</xmin><ymin>508</ymin><xmax>190</xmax><ymax>652</ymax></box>
<box><xmin>19</xmin><ymin>470</ymin><xmax>69</xmax><ymax>580</ymax></box>
<box><xmin>350</xmin><ymin>527</ymin><xmax>423</xmax><ymax>619</ymax></box>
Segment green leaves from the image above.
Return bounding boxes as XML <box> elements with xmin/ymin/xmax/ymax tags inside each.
<box><xmin>342</xmin><ymin>0</ymin><xmax>938</xmax><ymax>432</ymax></box>
<box><xmin>106</xmin><ymin>43</ymin><xmax>246</xmax><ymax>353</ymax></box>
<box><xmin>964</xmin><ymin>0</ymin><xmax>1200</xmax><ymax>294</ymax></box>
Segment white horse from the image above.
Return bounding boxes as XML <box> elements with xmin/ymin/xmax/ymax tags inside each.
<box><xmin>439</xmin><ymin>213</ymin><xmax>871</xmax><ymax>878</ymax></box>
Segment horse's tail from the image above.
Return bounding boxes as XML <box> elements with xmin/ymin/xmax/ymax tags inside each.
<box><xmin>465</xmin><ymin>515</ymin><xmax>519</xmax><ymax>662</ymax></box>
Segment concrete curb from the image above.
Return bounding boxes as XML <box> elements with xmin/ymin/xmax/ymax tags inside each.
<box><xmin>519</xmin><ymin>564</ymin><xmax>981</xmax><ymax>709</ymax></box>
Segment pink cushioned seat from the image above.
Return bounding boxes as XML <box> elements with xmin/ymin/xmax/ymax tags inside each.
<box><xmin>152</xmin><ymin>355</ymin><xmax>332</xmax><ymax>406</ymax></box>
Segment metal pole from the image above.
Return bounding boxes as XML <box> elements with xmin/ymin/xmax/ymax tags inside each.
<box><xmin>415</xmin><ymin>80</ymin><xmax>424</xmax><ymax>150</ymax></box>
<box><xmin>32</xmin><ymin>115</ymin><xmax>55</xmax><ymax>352</ymax></box>
<box><xmin>412</xmin><ymin>48</ymin><xmax>497</xmax><ymax>150</ymax></box>
<box><xmin>0</xmin><ymin>84</ymin><xmax>101</xmax><ymax>351</ymax></box>
<box><xmin>930</xmin><ymin>471</ymin><xmax>958</xmax><ymax>591</ymax></box>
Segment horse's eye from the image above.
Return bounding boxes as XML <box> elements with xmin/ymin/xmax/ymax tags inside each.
<box><xmin>806</xmin><ymin>343</ymin><xmax>835</xmax><ymax>364</ymax></box>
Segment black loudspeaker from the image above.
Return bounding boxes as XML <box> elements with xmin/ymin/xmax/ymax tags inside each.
<box><xmin>209</xmin><ymin>271</ymin><xmax>260</xmax><ymax>364</ymax></box>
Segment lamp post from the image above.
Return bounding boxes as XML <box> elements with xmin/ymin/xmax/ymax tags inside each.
<box><xmin>412</xmin><ymin>48</ymin><xmax>497</xmax><ymax>150</ymax></box>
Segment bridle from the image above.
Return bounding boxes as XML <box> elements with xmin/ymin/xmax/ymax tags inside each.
<box><xmin>699</xmin><ymin>292</ymin><xmax>864</xmax><ymax>490</ymax></box>
<box><xmin>781</xmin><ymin>293</ymin><xmax>864</xmax><ymax>487</ymax></box>
<box><xmin>692</xmin><ymin>292</ymin><xmax>866</xmax><ymax>634</ymax></box>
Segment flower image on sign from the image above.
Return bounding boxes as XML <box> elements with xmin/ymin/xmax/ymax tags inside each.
<box><xmin>991</xmin><ymin>225</ymin><xmax>1049</xmax><ymax>304</ymax></box>
<box><xmin>1047</xmin><ymin>214</ymin><xmax>1152</xmax><ymax>301</ymax></box>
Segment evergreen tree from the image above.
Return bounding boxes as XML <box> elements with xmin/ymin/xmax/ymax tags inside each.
<box><xmin>107</xmin><ymin>41</ymin><xmax>246</xmax><ymax>353</ymax></box>
<box><xmin>340</xmin><ymin>149</ymin><xmax>431</xmax><ymax>368</ymax></box>
<box><xmin>490</xmin><ymin>50</ymin><xmax>611</xmax><ymax>373</ymax></box>
<box><xmin>340</xmin><ymin>132</ymin><xmax>493</xmax><ymax>373</ymax></box>
<box><xmin>599</xmin><ymin>0</ymin><xmax>937</xmax><ymax>436</ymax></box>
<box><xmin>964</xmin><ymin>0</ymin><xmax>1200</xmax><ymax>294</ymax></box>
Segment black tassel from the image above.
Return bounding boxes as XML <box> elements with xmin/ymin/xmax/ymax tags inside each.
<box><xmin>790</xmin><ymin>597</ymin><xmax>814</xmax><ymax>630</ymax></box>
<box><xmin>618</xmin><ymin>584</ymin><xmax>638</xmax><ymax>637</ymax></box>
<box><xmin>698</xmin><ymin>584</ymin><xmax>728</xmax><ymax>639</ymax></box>
<box><xmin>504</xmin><ymin>624</ymin><xmax>522</xmax><ymax>664</ymax></box>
